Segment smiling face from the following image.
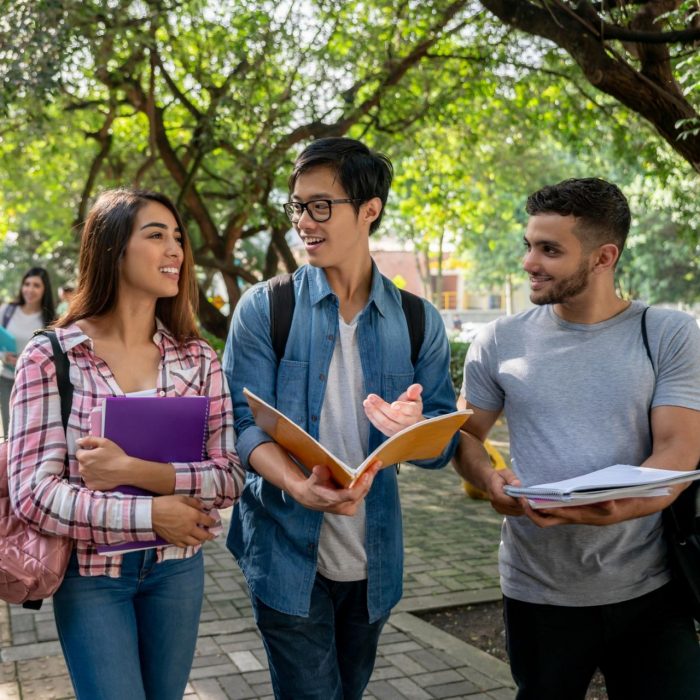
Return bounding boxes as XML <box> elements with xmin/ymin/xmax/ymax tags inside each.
<box><xmin>291</xmin><ymin>166</ymin><xmax>378</xmax><ymax>272</ymax></box>
<box><xmin>21</xmin><ymin>275</ymin><xmax>46</xmax><ymax>307</ymax></box>
<box><xmin>119</xmin><ymin>201</ymin><xmax>184</xmax><ymax>301</ymax></box>
<box><xmin>522</xmin><ymin>214</ymin><xmax>595</xmax><ymax>306</ymax></box>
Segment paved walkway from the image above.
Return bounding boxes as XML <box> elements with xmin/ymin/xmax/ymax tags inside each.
<box><xmin>0</xmin><ymin>461</ymin><xmax>513</xmax><ymax>699</ymax></box>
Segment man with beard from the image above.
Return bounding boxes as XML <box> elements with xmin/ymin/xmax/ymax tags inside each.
<box><xmin>454</xmin><ymin>178</ymin><xmax>700</xmax><ymax>700</ymax></box>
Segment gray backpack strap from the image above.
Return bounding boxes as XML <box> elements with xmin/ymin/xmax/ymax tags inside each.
<box><xmin>2</xmin><ymin>304</ymin><xmax>17</xmax><ymax>329</ymax></box>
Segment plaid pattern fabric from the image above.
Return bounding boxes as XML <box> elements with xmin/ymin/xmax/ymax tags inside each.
<box><xmin>7</xmin><ymin>322</ymin><xmax>243</xmax><ymax>577</ymax></box>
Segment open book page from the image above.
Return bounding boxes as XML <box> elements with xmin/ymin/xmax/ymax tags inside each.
<box><xmin>243</xmin><ymin>388</ymin><xmax>471</xmax><ymax>487</ymax></box>
<box><xmin>505</xmin><ymin>464</ymin><xmax>700</xmax><ymax>508</ymax></box>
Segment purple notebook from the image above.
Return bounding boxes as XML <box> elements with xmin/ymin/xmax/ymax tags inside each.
<box><xmin>91</xmin><ymin>396</ymin><xmax>210</xmax><ymax>556</ymax></box>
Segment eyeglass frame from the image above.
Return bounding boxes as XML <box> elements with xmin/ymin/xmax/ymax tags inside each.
<box><xmin>283</xmin><ymin>198</ymin><xmax>364</xmax><ymax>223</ymax></box>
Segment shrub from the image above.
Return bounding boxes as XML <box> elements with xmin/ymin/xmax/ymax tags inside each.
<box><xmin>449</xmin><ymin>340</ymin><xmax>469</xmax><ymax>397</ymax></box>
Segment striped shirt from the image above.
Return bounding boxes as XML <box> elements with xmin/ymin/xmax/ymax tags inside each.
<box><xmin>7</xmin><ymin>322</ymin><xmax>244</xmax><ymax>577</ymax></box>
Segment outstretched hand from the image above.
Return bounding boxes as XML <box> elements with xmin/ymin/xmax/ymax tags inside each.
<box><xmin>363</xmin><ymin>383</ymin><xmax>424</xmax><ymax>437</ymax></box>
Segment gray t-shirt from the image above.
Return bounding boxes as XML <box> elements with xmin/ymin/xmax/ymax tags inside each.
<box><xmin>317</xmin><ymin>315</ymin><xmax>369</xmax><ymax>581</ymax></box>
<box><xmin>463</xmin><ymin>301</ymin><xmax>700</xmax><ymax>606</ymax></box>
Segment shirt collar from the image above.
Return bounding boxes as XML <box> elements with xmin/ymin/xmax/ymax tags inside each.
<box><xmin>305</xmin><ymin>261</ymin><xmax>389</xmax><ymax>317</ymax></box>
<box><xmin>54</xmin><ymin>320</ymin><xmax>174</xmax><ymax>352</ymax></box>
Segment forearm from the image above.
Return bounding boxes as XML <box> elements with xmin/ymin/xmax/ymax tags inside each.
<box><xmin>454</xmin><ymin>430</ymin><xmax>496</xmax><ymax>491</ymax></box>
<box><xmin>119</xmin><ymin>457</ymin><xmax>176</xmax><ymax>494</ymax></box>
<box><xmin>249</xmin><ymin>441</ymin><xmax>308</xmax><ymax>497</ymax></box>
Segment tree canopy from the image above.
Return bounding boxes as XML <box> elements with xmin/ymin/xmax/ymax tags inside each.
<box><xmin>1</xmin><ymin>0</ymin><xmax>698</xmax><ymax>328</ymax></box>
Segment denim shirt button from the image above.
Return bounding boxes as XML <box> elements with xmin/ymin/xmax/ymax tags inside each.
<box><xmin>327</xmin><ymin>334</ymin><xmax>334</xmax><ymax>342</ymax></box>
<box><xmin>319</xmin><ymin>373</ymin><xmax>325</xmax><ymax>381</ymax></box>
<box><xmin>311</xmin><ymin>415</ymin><xmax>318</xmax><ymax>422</ymax></box>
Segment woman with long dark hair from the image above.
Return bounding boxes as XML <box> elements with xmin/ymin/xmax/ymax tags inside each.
<box><xmin>8</xmin><ymin>189</ymin><xmax>244</xmax><ymax>699</ymax></box>
<box><xmin>0</xmin><ymin>266</ymin><xmax>56</xmax><ymax>434</ymax></box>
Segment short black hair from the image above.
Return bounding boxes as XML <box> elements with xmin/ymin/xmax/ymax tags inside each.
<box><xmin>288</xmin><ymin>137</ymin><xmax>393</xmax><ymax>234</ymax></box>
<box><xmin>526</xmin><ymin>178</ymin><xmax>631</xmax><ymax>258</ymax></box>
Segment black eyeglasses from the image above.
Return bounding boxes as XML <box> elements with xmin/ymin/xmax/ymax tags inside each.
<box><xmin>283</xmin><ymin>198</ymin><xmax>362</xmax><ymax>223</ymax></box>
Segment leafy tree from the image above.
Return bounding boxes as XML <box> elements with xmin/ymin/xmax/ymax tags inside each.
<box><xmin>478</xmin><ymin>0</ymin><xmax>700</xmax><ymax>172</ymax></box>
<box><xmin>0</xmin><ymin>0</ymin><xmax>475</xmax><ymax>337</ymax></box>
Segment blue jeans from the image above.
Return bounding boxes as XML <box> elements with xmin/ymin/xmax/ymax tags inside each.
<box><xmin>53</xmin><ymin>549</ymin><xmax>204</xmax><ymax>700</ymax></box>
<box><xmin>504</xmin><ymin>581</ymin><xmax>700</xmax><ymax>700</ymax></box>
<box><xmin>252</xmin><ymin>574</ymin><xmax>389</xmax><ymax>700</ymax></box>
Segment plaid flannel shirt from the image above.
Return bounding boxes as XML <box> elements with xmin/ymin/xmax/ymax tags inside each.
<box><xmin>7</xmin><ymin>322</ymin><xmax>243</xmax><ymax>577</ymax></box>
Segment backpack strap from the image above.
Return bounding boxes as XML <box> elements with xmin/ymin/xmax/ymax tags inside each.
<box><xmin>21</xmin><ymin>330</ymin><xmax>72</xmax><ymax>610</ymax></box>
<box><xmin>268</xmin><ymin>274</ymin><xmax>426</xmax><ymax>368</ymax></box>
<box><xmin>399</xmin><ymin>289</ymin><xmax>425</xmax><ymax>367</ymax></box>
<box><xmin>33</xmin><ymin>330</ymin><xmax>73</xmax><ymax>431</ymax></box>
<box><xmin>268</xmin><ymin>274</ymin><xmax>296</xmax><ymax>364</ymax></box>
<box><xmin>641</xmin><ymin>307</ymin><xmax>653</xmax><ymax>369</ymax></box>
<box><xmin>642</xmin><ymin>309</ymin><xmax>700</xmax><ymax>536</ymax></box>
<box><xmin>1</xmin><ymin>304</ymin><xmax>17</xmax><ymax>329</ymax></box>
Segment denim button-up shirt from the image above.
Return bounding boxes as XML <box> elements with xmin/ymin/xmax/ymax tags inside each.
<box><xmin>223</xmin><ymin>263</ymin><xmax>457</xmax><ymax>622</ymax></box>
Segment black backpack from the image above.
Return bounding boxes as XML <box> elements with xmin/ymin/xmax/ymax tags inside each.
<box><xmin>641</xmin><ymin>307</ymin><xmax>700</xmax><ymax>621</ymax></box>
<box><xmin>267</xmin><ymin>273</ymin><xmax>425</xmax><ymax>366</ymax></box>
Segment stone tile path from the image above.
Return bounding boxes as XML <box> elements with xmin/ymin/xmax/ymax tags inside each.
<box><xmin>0</xmin><ymin>463</ymin><xmax>513</xmax><ymax>699</ymax></box>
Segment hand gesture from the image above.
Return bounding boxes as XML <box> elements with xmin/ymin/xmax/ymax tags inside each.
<box><xmin>289</xmin><ymin>461</ymin><xmax>382</xmax><ymax>516</ymax></box>
<box><xmin>151</xmin><ymin>495</ymin><xmax>217</xmax><ymax>547</ymax></box>
<box><xmin>363</xmin><ymin>383</ymin><xmax>424</xmax><ymax>437</ymax></box>
<box><xmin>76</xmin><ymin>436</ymin><xmax>130</xmax><ymax>491</ymax></box>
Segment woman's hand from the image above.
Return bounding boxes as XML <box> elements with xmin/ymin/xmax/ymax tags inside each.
<box><xmin>75</xmin><ymin>436</ymin><xmax>131</xmax><ymax>491</ymax></box>
<box><xmin>151</xmin><ymin>495</ymin><xmax>217</xmax><ymax>547</ymax></box>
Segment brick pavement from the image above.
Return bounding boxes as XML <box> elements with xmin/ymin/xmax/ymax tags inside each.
<box><xmin>0</xmin><ymin>464</ymin><xmax>513</xmax><ymax>699</ymax></box>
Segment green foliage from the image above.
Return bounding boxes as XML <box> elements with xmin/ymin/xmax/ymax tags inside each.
<box><xmin>1</xmin><ymin>0</ymin><xmax>699</xmax><ymax>323</ymax></box>
<box><xmin>450</xmin><ymin>340</ymin><xmax>469</xmax><ymax>397</ymax></box>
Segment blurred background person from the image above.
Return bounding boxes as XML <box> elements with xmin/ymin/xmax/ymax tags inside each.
<box><xmin>0</xmin><ymin>266</ymin><xmax>56</xmax><ymax>436</ymax></box>
<box><xmin>56</xmin><ymin>283</ymin><xmax>76</xmax><ymax>316</ymax></box>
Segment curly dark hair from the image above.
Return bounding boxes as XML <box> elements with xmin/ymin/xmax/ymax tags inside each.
<box><xmin>526</xmin><ymin>178</ymin><xmax>631</xmax><ymax>259</ymax></box>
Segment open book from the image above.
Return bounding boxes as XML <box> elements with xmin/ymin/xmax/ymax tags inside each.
<box><xmin>244</xmin><ymin>388</ymin><xmax>471</xmax><ymax>487</ymax></box>
<box><xmin>504</xmin><ymin>464</ymin><xmax>700</xmax><ymax>509</ymax></box>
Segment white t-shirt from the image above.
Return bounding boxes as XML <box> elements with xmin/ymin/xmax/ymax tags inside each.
<box><xmin>0</xmin><ymin>303</ymin><xmax>44</xmax><ymax>380</ymax></box>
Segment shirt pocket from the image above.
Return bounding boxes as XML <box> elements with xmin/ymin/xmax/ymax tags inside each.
<box><xmin>276</xmin><ymin>359</ymin><xmax>308</xmax><ymax>426</ymax></box>
<box><xmin>168</xmin><ymin>365</ymin><xmax>202</xmax><ymax>393</ymax></box>
<box><xmin>382</xmin><ymin>372</ymin><xmax>414</xmax><ymax>404</ymax></box>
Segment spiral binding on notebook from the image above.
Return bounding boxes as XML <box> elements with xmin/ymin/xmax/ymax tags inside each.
<box><xmin>200</xmin><ymin>397</ymin><xmax>210</xmax><ymax>460</ymax></box>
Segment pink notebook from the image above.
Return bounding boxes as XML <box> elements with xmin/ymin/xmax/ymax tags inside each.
<box><xmin>90</xmin><ymin>396</ymin><xmax>210</xmax><ymax>556</ymax></box>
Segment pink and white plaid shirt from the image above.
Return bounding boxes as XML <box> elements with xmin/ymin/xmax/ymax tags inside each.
<box><xmin>7</xmin><ymin>322</ymin><xmax>244</xmax><ymax>577</ymax></box>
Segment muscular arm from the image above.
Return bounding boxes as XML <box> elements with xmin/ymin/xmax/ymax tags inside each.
<box><xmin>525</xmin><ymin>405</ymin><xmax>700</xmax><ymax>527</ymax></box>
<box><xmin>454</xmin><ymin>396</ymin><xmax>524</xmax><ymax>516</ymax></box>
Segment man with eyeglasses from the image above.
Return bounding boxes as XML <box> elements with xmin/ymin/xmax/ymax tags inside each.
<box><xmin>223</xmin><ymin>137</ymin><xmax>457</xmax><ymax>699</ymax></box>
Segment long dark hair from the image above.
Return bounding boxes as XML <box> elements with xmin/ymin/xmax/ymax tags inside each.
<box><xmin>13</xmin><ymin>267</ymin><xmax>56</xmax><ymax>325</ymax></box>
<box><xmin>58</xmin><ymin>188</ymin><xmax>199</xmax><ymax>342</ymax></box>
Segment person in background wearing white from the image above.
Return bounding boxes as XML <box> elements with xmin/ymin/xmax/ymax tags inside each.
<box><xmin>0</xmin><ymin>267</ymin><xmax>56</xmax><ymax>435</ymax></box>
